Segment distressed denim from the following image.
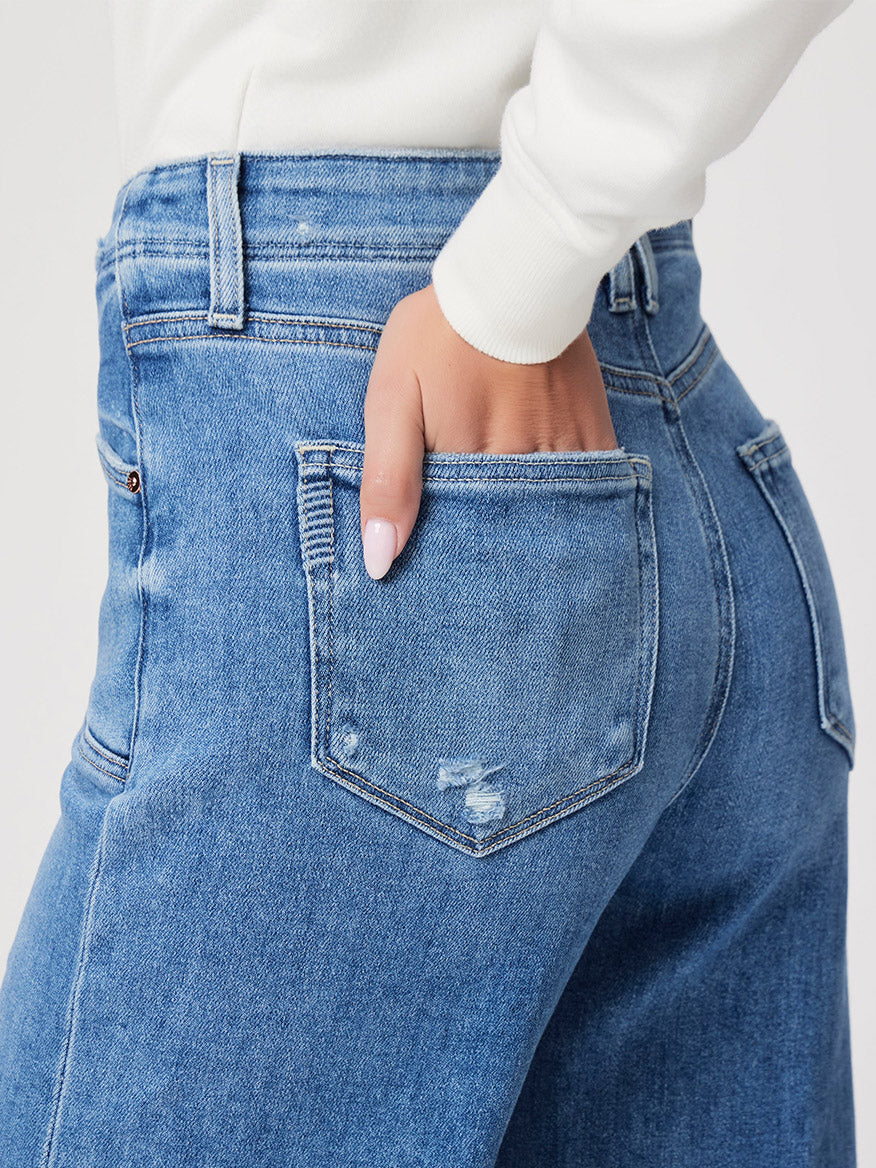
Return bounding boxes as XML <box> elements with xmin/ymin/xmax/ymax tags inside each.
<box><xmin>0</xmin><ymin>150</ymin><xmax>857</xmax><ymax>1167</ymax></box>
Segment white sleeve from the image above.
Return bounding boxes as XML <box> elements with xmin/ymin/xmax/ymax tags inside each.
<box><xmin>430</xmin><ymin>0</ymin><xmax>853</xmax><ymax>364</ymax></box>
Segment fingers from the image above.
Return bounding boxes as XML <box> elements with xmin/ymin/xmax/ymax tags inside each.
<box><xmin>360</xmin><ymin>363</ymin><xmax>425</xmax><ymax>580</ymax></box>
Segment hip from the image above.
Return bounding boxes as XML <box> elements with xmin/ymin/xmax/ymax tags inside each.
<box><xmin>86</xmin><ymin>148</ymin><xmax>856</xmax><ymax>846</ymax></box>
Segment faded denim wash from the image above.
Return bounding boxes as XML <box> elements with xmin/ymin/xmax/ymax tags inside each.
<box><xmin>0</xmin><ymin>149</ymin><xmax>857</xmax><ymax>1166</ymax></box>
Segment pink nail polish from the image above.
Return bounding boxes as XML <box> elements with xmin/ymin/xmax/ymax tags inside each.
<box><xmin>363</xmin><ymin>518</ymin><xmax>397</xmax><ymax>580</ymax></box>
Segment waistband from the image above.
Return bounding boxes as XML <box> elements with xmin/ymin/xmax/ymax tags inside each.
<box><xmin>100</xmin><ymin>149</ymin><xmax>708</xmax><ymax>387</ymax></box>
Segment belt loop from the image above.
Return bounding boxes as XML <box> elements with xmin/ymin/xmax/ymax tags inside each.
<box><xmin>207</xmin><ymin>153</ymin><xmax>246</xmax><ymax>330</ymax></box>
<box><xmin>607</xmin><ymin>250</ymin><xmax>636</xmax><ymax>313</ymax></box>
<box><xmin>633</xmin><ymin>234</ymin><xmax>660</xmax><ymax>315</ymax></box>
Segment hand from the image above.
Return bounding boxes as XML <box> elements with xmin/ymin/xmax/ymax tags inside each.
<box><xmin>359</xmin><ymin>283</ymin><xmax>618</xmax><ymax>579</ymax></box>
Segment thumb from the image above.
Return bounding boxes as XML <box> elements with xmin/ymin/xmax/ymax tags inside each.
<box><xmin>360</xmin><ymin>367</ymin><xmax>425</xmax><ymax>580</ymax></box>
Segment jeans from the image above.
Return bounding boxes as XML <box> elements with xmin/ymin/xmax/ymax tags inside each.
<box><xmin>0</xmin><ymin>149</ymin><xmax>857</xmax><ymax>1167</ymax></box>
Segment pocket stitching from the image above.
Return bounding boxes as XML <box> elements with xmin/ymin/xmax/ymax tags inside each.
<box><xmin>309</xmin><ymin>442</ymin><xmax>650</xmax><ymax>477</ymax></box>
<box><xmin>313</xmin><ymin>752</ymin><xmax>642</xmax><ymax>850</ymax></box>
<box><xmin>83</xmin><ymin>721</ymin><xmax>130</xmax><ymax>768</ymax></box>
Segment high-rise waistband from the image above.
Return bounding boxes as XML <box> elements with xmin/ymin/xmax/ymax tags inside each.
<box><xmin>99</xmin><ymin>149</ymin><xmax>708</xmax><ymax>388</ymax></box>
<box><xmin>101</xmin><ymin>149</ymin><xmax>695</xmax><ymax>267</ymax></box>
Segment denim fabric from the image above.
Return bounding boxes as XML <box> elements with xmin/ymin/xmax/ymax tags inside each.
<box><xmin>0</xmin><ymin>150</ymin><xmax>857</xmax><ymax>1166</ymax></box>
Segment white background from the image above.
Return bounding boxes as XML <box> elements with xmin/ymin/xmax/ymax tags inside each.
<box><xmin>1</xmin><ymin>0</ymin><xmax>873</xmax><ymax>1158</ymax></box>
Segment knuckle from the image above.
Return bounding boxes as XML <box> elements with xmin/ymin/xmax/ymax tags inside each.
<box><xmin>361</xmin><ymin>466</ymin><xmax>419</xmax><ymax>516</ymax></box>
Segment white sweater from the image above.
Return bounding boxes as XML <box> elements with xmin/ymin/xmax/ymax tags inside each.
<box><xmin>108</xmin><ymin>0</ymin><xmax>852</xmax><ymax>364</ymax></box>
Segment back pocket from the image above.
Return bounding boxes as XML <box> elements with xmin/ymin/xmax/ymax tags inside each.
<box><xmin>737</xmin><ymin>420</ymin><xmax>855</xmax><ymax>765</ymax></box>
<box><xmin>294</xmin><ymin>441</ymin><xmax>659</xmax><ymax>857</ymax></box>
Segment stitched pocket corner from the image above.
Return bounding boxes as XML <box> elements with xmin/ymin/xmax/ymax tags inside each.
<box><xmin>737</xmin><ymin>420</ymin><xmax>855</xmax><ymax>765</ymax></box>
<box><xmin>294</xmin><ymin>440</ymin><xmax>660</xmax><ymax>857</ymax></box>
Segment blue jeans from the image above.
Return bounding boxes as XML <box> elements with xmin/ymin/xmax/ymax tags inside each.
<box><xmin>0</xmin><ymin>150</ymin><xmax>857</xmax><ymax>1166</ymax></box>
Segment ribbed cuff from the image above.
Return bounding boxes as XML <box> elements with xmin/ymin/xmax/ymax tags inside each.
<box><xmin>430</xmin><ymin>160</ymin><xmax>640</xmax><ymax>364</ymax></box>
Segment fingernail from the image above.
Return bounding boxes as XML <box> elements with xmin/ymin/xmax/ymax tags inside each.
<box><xmin>363</xmin><ymin>517</ymin><xmax>397</xmax><ymax>580</ymax></box>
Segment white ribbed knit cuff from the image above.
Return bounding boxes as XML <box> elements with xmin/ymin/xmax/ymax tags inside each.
<box><xmin>430</xmin><ymin>162</ymin><xmax>638</xmax><ymax>364</ymax></box>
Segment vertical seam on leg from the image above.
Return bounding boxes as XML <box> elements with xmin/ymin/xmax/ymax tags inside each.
<box><xmin>40</xmin><ymin>822</ymin><xmax>112</xmax><ymax>1167</ymax></box>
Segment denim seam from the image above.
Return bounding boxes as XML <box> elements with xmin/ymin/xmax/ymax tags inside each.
<box><xmin>326</xmin><ymin>471</ymin><xmax>336</xmax><ymax>765</ymax></box>
<box><xmin>348</xmin><ymin>473</ymin><xmax>642</xmax><ymax>484</ymax></box>
<box><xmin>737</xmin><ymin>428</ymin><xmax>782</xmax><ymax>459</ymax></box>
<box><xmin>745</xmin><ymin>447</ymin><xmax>789</xmax><ymax>472</ymax></box>
<box><xmin>638</xmin><ymin>460</ymin><xmax>661</xmax><ymax>781</ymax></box>
<box><xmin>115</xmin><ymin>176</ymin><xmax>151</xmax><ymax>780</ymax></box>
<box><xmin>300</xmin><ymin>465</ymin><xmax>322</xmax><ymax>784</ymax></box>
<box><xmin>77</xmin><ymin>744</ymin><xmax>127</xmax><ymax>785</ymax></box>
<box><xmin>316</xmin><ymin>754</ymin><xmax>641</xmax><ymax>853</ymax></box>
<box><xmin>299</xmin><ymin>442</ymin><xmax>647</xmax><ymax>467</ymax></box>
<box><xmin>667</xmin><ymin>324</ymin><xmax>714</xmax><ymax>386</ymax></box>
<box><xmin>122</xmin><ymin>313</ymin><xmax>385</xmax><ymax>335</ymax></box>
<box><xmin>828</xmin><ymin>714</ymin><xmax>854</xmax><ymax>741</ymax></box>
<box><xmin>663</xmin><ymin>413</ymin><xmax>737</xmax><ymax>808</ymax></box>
<box><xmin>96</xmin><ymin>453</ymin><xmax>141</xmax><ymax>495</ymax></box>
<box><xmin>231</xmin><ymin>441</ymin><xmax>651</xmax><ymax>475</ymax></box>
<box><xmin>209</xmin><ymin>159</ymin><xmax>220</xmax><ymax>318</ymax></box>
<box><xmin>125</xmin><ymin>334</ymin><xmax>380</xmax><ymax>353</ymax></box>
<box><xmin>628</xmin><ymin>458</ymin><xmax>650</xmax><ymax>786</ymax></box>
<box><xmin>99</xmin><ymin>467</ymin><xmax>130</xmax><ymax>490</ymax></box>
<box><xmin>115</xmin><ymin>241</ymin><xmax>445</xmax><ymax>257</ymax></box>
<box><xmin>39</xmin><ymin>816</ymin><xmax>114</xmax><ymax>1166</ymax></box>
<box><xmin>640</xmin><ymin>317</ymin><xmax>737</xmax><ymax>808</ymax></box>
<box><xmin>111</xmin><ymin>241</ymin><xmax>446</xmax><ymax>264</ymax></box>
<box><xmin>121</xmin><ymin>338</ymin><xmax>149</xmax><ymax>772</ymax></box>
<box><xmin>474</xmin><ymin>765</ymin><xmax>638</xmax><ymax>843</ymax></box>
<box><xmin>673</xmin><ymin>339</ymin><xmax>719</xmax><ymax>404</ymax></box>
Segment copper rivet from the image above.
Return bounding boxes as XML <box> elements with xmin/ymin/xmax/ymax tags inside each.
<box><xmin>126</xmin><ymin>470</ymin><xmax>141</xmax><ymax>493</ymax></box>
